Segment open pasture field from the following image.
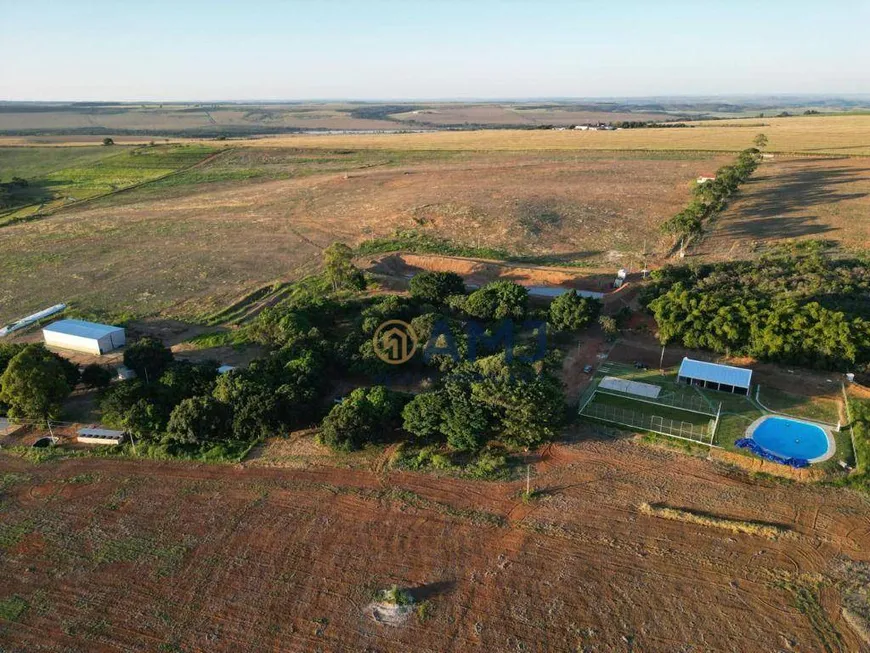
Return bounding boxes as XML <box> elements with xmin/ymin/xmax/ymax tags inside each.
<box><xmin>2</xmin><ymin>435</ymin><xmax>870</xmax><ymax>652</ymax></box>
<box><xmin>244</xmin><ymin>115</ymin><xmax>870</xmax><ymax>155</ymax></box>
<box><xmin>0</xmin><ymin>144</ymin><xmax>219</xmax><ymax>225</ymax></box>
<box><xmin>0</xmin><ymin>101</ymin><xmax>681</xmax><ymax>135</ymax></box>
<box><xmin>0</xmin><ymin>147</ymin><xmax>726</xmax><ymax>324</ymax></box>
<box><xmin>697</xmin><ymin>156</ymin><xmax>870</xmax><ymax>257</ymax></box>
<box><xmin>0</xmin><ymin>103</ymin><xmax>402</xmax><ymax>134</ymax></box>
<box><xmin>388</xmin><ymin>104</ymin><xmax>669</xmax><ymax>126</ymax></box>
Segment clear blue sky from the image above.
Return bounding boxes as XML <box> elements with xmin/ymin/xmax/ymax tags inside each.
<box><xmin>1</xmin><ymin>0</ymin><xmax>868</xmax><ymax>101</ymax></box>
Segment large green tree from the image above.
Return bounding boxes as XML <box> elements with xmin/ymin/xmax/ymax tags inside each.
<box><xmin>165</xmin><ymin>396</ymin><xmax>231</xmax><ymax>446</ymax></box>
<box><xmin>409</xmin><ymin>271</ymin><xmax>466</xmax><ymax>304</ymax></box>
<box><xmin>320</xmin><ymin>386</ymin><xmax>406</xmax><ymax>451</ymax></box>
<box><xmin>464</xmin><ymin>281</ymin><xmax>528</xmax><ymax>321</ymax></box>
<box><xmin>323</xmin><ymin>242</ymin><xmax>365</xmax><ymax>292</ymax></box>
<box><xmin>123</xmin><ymin>337</ymin><xmax>173</xmax><ymax>382</ymax></box>
<box><xmin>0</xmin><ymin>345</ymin><xmax>72</xmax><ymax>422</ymax></box>
<box><xmin>402</xmin><ymin>391</ymin><xmax>448</xmax><ymax>441</ymax></box>
<box><xmin>549</xmin><ymin>291</ymin><xmax>601</xmax><ymax>331</ymax></box>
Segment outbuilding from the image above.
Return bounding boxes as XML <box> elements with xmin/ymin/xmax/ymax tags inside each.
<box><xmin>77</xmin><ymin>427</ymin><xmax>125</xmax><ymax>445</ymax></box>
<box><xmin>677</xmin><ymin>357</ymin><xmax>752</xmax><ymax>395</ymax></box>
<box><xmin>43</xmin><ymin>319</ymin><xmax>126</xmax><ymax>355</ymax></box>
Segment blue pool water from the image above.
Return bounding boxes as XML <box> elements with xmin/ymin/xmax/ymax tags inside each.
<box><xmin>751</xmin><ymin>416</ymin><xmax>830</xmax><ymax>461</ymax></box>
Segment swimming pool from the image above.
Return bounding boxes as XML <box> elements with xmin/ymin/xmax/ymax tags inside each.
<box><xmin>747</xmin><ymin>416</ymin><xmax>834</xmax><ymax>463</ymax></box>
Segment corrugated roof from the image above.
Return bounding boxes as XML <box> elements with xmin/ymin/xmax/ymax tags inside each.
<box><xmin>44</xmin><ymin>319</ymin><xmax>123</xmax><ymax>340</ymax></box>
<box><xmin>678</xmin><ymin>357</ymin><xmax>752</xmax><ymax>388</ymax></box>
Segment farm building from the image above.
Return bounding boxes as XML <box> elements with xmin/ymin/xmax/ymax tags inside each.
<box><xmin>43</xmin><ymin>319</ymin><xmax>125</xmax><ymax>355</ymax></box>
<box><xmin>677</xmin><ymin>357</ymin><xmax>752</xmax><ymax>395</ymax></box>
<box><xmin>77</xmin><ymin>427</ymin><xmax>125</xmax><ymax>445</ymax></box>
<box><xmin>696</xmin><ymin>174</ymin><xmax>717</xmax><ymax>184</ymax></box>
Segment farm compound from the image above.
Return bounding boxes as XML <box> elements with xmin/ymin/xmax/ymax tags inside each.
<box><xmin>677</xmin><ymin>357</ymin><xmax>752</xmax><ymax>395</ymax></box>
<box><xmin>42</xmin><ymin>319</ymin><xmax>125</xmax><ymax>355</ymax></box>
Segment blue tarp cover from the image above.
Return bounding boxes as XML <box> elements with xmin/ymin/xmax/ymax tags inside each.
<box><xmin>735</xmin><ymin>438</ymin><xmax>810</xmax><ymax>468</ymax></box>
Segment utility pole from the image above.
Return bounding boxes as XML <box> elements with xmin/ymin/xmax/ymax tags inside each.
<box><xmin>660</xmin><ymin>344</ymin><xmax>666</xmax><ymax>371</ymax></box>
<box><xmin>526</xmin><ymin>464</ymin><xmax>531</xmax><ymax>497</ymax></box>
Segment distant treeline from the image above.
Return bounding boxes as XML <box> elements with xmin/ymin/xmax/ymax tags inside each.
<box><xmin>611</xmin><ymin>121</ymin><xmax>689</xmax><ymax>129</ymax></box>
<box><xmin>643</xmin><ymin>251</ymin><xmax>870</xmax><ymax>370</ymax></box>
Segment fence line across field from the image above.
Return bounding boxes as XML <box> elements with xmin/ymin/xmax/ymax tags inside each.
<box><xmin>581</xmin><ymin>398</ymin><xmax>715</xmax><ymax>445</ymax></box>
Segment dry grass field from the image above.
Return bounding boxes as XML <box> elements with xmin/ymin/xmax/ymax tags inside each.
<box><xmin>698</xmin><ymin>155</ymin><xmax>870</xmax><ymax>257</ymax></box>
<box><xmin>2</xmin><ymin>435</ymin><xmax>869</xmax><ymax>651</ymax></box>
<box><xmin>2</xmin><ymin>114</ymin><xmax>868</xmax><ymax>325</ymax></box>
<box><xmin>0</xmin><ymin>148</ymin><xmax>726</xmax><ymax>324</ymax></box>
<box><xmin>388</xmin><ymin>104</ymin><xmax>668</xmax><ymax>126</ymax></box>
<box><xmin>242</xmin><ymin>115</ymin><xmax>870</xmax><ymax>155</ymax></box>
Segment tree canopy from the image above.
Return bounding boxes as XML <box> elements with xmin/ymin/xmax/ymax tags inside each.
<box><xmin>645</xmin><ymin>253</ymin><xmax>870</xmax><ymax>369</ymax></box>
<box><xmin>549</xmin><ymin>291</ymin><xmax>601</xmax><ymax>331</ymax></box>
<box><xmin>409</xmin><ymin>271</ymin><xmax>466</xmax><ymax>304</ymax></box>
<box><xmin>123</xmin><ymin>337</ymin><xmax>173</xmax><ymax>381</ymax></box>
<box><xmin>323</xmin><ymin>242</ymin><xmax>365</xmax><ymax>292</ymax></box>
<box><xmin>0</xmin><ymin>345</ymin><xmax>72</xmax><ymax>422</ymax></box>
<box><xmin>464</xmin><ymin>280</ymin><xmax>528</xmax><ymax>322</ymax></box>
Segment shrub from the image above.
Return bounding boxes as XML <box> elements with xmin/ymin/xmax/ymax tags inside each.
<box><xmin>81</xmin><ymin>363</ymin><xmax>113</xmax><ymax>389</ymax></box>
<box><xmin>409</xmin><ymin>271</ymin><xmax>466</xmax><ymax>304</ymax></box>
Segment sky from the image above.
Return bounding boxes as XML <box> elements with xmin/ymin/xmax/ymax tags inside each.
<box><xmin>1</xmin><ymin>0</ymin><xmax>868</xmax><ymax>101</ymax></box>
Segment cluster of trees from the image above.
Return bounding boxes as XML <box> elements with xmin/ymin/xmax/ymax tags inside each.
<box><xmin>644</xmin><ymin>254</ymin><xmax>870</xmax><ymax>369</ymax></box>
<box><xmin>100</xmin><ymin>333</ymin><xmax>329</xmax><ymax>453</ymax></box>
<box><xmin>661</xmin><ymin>146</ymin><xmax>761</xmax><ymax>244</ymax></box>
<box><xmin>401</xmin><ymin>355</ymin><xmax>566</xmax><ymax>452</ymax></box>
<box><xmin>319</xmin><ymin>353</ymin><xmax>566</xmax><ymax>453</ymax></box>
<box><xmin>243</xmin><ymin>267</ymin><xmax>590</xmax><ymax>455</ymax></box>
<box><xmin>611</xmin><ymin>121</ymin><xmax>689</xmax><ymax>129</ymax></box>
<box><xmin>0</xmin><ymin>344</ymin><xmax>79</xmax><ymax>422</ymax></box>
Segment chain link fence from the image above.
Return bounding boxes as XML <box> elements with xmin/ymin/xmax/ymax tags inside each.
<box><xmin>581</xmin><ymin>398</ymin><xmax>715</xmax><ymax>444</ymax></box>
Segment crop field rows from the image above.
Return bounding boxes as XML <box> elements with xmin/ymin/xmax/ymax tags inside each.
<box><xmin>2</xmin><ymin>434</ymin><xmax>870</xmax><ymax>651</ymax></box>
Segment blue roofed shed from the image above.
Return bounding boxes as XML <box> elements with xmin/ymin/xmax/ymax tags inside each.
<box><xmin>677</xmin><ymin>357</ymin><xmax>752</xmax><ymax>395</ymax></box>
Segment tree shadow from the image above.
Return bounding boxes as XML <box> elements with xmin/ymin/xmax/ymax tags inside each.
<box><xmin>719</xmin><ymin>162</ymin><xmax>868</xmax><ymax>241</ymax></box>
<box><xmin>408</xmin><ymin>580</ymin><xmax>456</xmax><ymax>602</ymax></box>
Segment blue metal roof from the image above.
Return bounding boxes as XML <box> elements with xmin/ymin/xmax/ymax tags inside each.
<box><xmin>678</xmin><ymin>357</ymin><xmax>752</xmax><ymax>388</ymax></box>
<box><xmin>43</xmin><ymin>319</ymin><xmax>123</xmax><ymax>340</ymax></box>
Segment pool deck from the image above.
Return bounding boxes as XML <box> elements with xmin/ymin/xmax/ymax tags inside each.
<box><xmin>745</xmin><ymin>415</ymin><xmax>836</xmax><ymax>464</ymax></box>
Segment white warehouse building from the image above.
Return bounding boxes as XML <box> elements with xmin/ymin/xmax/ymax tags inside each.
<box><xmin>43</xmin><ymin>319</ymin><xmax>126</xmax><ymax>355</ymax></box>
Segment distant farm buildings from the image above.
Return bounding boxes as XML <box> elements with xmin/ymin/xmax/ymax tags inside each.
<box><xmin>677</xmin><ymin>357</ymin><xmax>752</xmax><ymax>395</ymax></box>
<box><xmin>43</xmin><ymin>319</ymin><xmax>126</xmax><ymax>355</ymax></box>
<box><xmin>696</xmin><ymin>174</ymin><xmax>717</xmax><ymax>184</ymax></box>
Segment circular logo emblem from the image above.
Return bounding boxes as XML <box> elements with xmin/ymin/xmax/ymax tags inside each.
<box><xmin>373</xmin><ymin>320</ymin><xmax>418</xmax><ymax>365</ymax></box>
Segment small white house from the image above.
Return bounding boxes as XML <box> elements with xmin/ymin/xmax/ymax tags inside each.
<box><xmin>697</xmin><ymin>174</ymin><xmax>717</xmax><ymax>184</ymax></box>
<box><xmin>43</xmin><ymin>319</ymin><xmax>125</xmax><ymax>356</ymax></box>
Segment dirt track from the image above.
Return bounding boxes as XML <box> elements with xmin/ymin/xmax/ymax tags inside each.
<box><xmin>2</xmin><ymin>432</ymin><xmax>868</xmax><ymax>652</ymax></box>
